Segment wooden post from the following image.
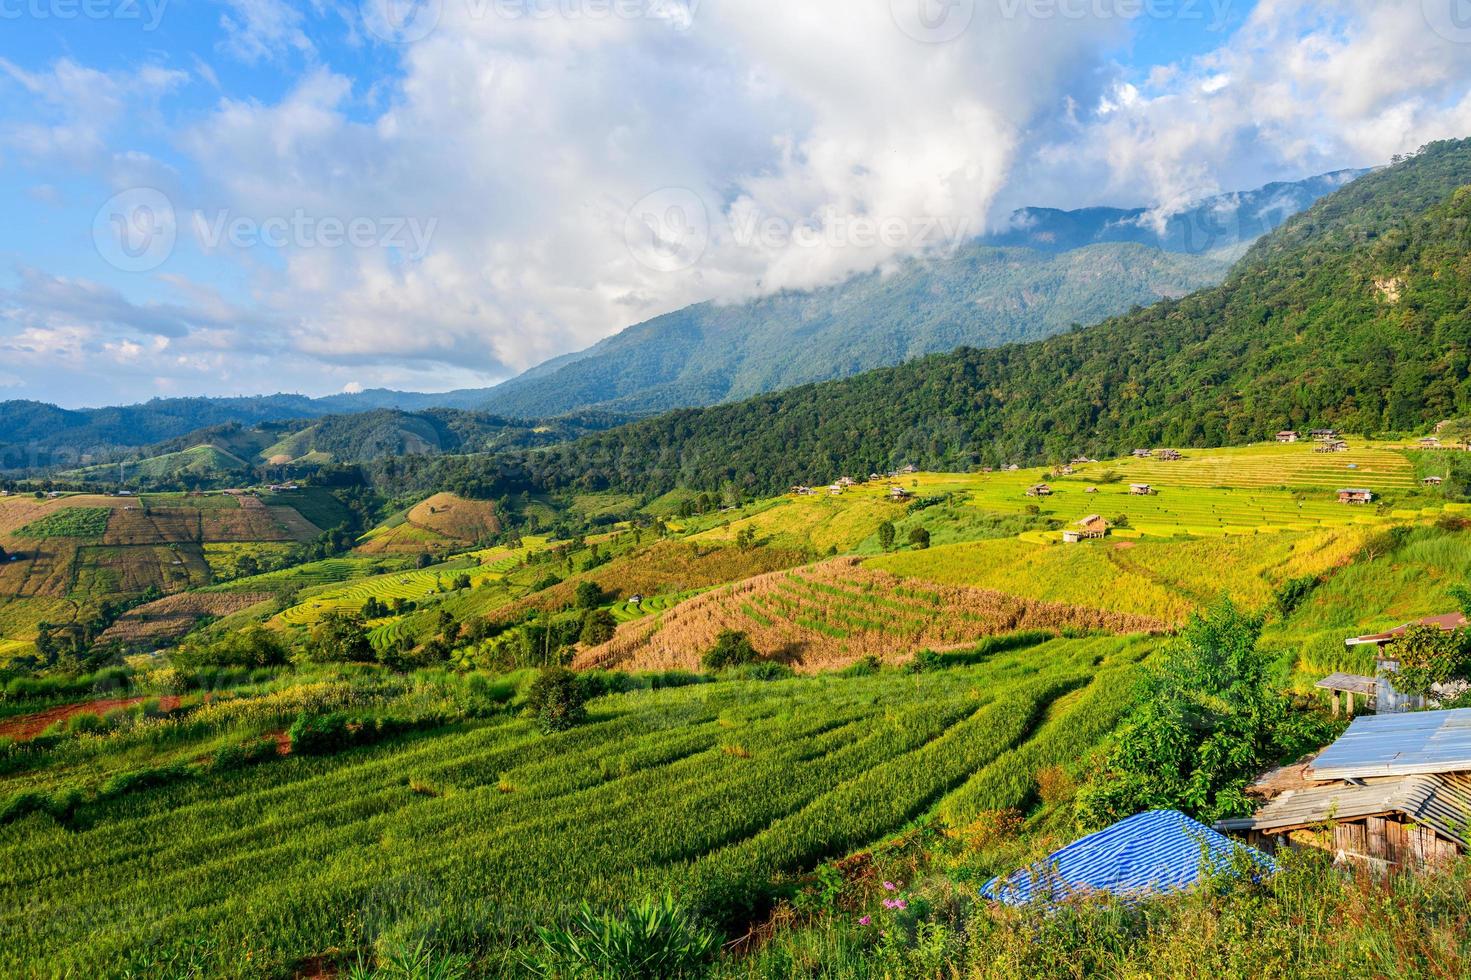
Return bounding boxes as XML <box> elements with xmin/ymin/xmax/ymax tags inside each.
<box><xmin>1347</xmin><ymin>691</ymin><xmax>1355</xmax><ymax>717</ymax></box>
<box><xmin>1332</xmin><ymin>690</ymin><xmax>1340</xmax><ymax>717</ymax></box>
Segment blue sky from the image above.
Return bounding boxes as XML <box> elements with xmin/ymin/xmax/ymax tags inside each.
<box><xmin>1</xmin><ymin>0</ymin><xmax>1469</xmax><ymax>408</ymax></box>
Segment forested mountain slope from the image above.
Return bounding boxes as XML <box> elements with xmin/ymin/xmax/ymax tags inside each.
<box><xmin>447</xmin><ymin>140</ymin><xmax>1471</xmax><ymax>498</ymax></box>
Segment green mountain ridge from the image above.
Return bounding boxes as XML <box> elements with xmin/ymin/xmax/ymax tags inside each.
<box><xmin>438</xmin><ymin>139</ymin><xmax>1471</xmax><ymax>499</ymax></box>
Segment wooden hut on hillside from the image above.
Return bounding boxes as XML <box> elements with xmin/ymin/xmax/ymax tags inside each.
<box><xmin>1157</xmin><ymin>449</ymin><xmax>1182</xmax><ymax>461</ymax></box>
<box><xmin>1025</xmin><ymin>483</ymin><xmax>1053</xmax><ymax>498</ymax></box>
<box><xmin>1337</xmin><ymin>488</ymin><xmax>1374</xmax><ymax>505</ymax></box>
<box><xmin>1062</xmin><ymin>515</ymin><xmax>1110</xmax><ymax>544</ymax></box>
<box><xmin>1129</xmin><ymin>484</ymin><xmax>1157</xmax><ymax>496</ymax></box>
<box><xmin>1218</xmin><ymin>710</ymin><xmax>1471</xmax><ymax>869</ymax></box>
<box><xmin>1276</xmin><ymin>430</ymin><xmax>1300</xmax><ymax>443</ymax></box>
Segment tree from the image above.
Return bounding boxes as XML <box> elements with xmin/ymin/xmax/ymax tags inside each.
<box><xmin>307</xmin><ymin>611</ymin><xmax>373</xmax><ymax>663</ymax></box>
<box><xmin>580</xmin><ymin>609</ymin><xmax>617</xmax><ymax>646</ymax></box>
<box><xmin>736</xmin><ymin>526</ymin><xmax>757</xmax><ymax>550</ymax></box>
<box><xmin>1076</xmin><ymin>598</ymin><xmax>1333</xmax><ymax>826</ymax></box>
<box><xmin>526</xmin><ymin>666</ymin><xmax>587</xmax><ymax>733</ymax></box>
<box><xmin>877</xmin><ymin>521</ymin><xmax>896</xmax><ymax>552</ymax></box>
<box><xmin>702</xmin><ymin>630</ymin><xmax>759</xmax><ymax>671</ymax></box>
<box><xmin>574</xmin><ymin>581</ymin><xmax>603</xmax><ymax>610</ymax></box>
<box><xmin>1392</xmin><ymin>624</ymin><xmax>1471</xmax><ymax>698</ymax></box>
<box><xmin>907</xmin><ymin>527</ymin><xmax>931</xmax><ymax>550</ymax></box>
<box><xmin>415</xmin><ymin>552</ymin><xmax>435</xmax><ymax>569</ymax></box>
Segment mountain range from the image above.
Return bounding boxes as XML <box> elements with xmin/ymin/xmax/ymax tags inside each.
<box><xmin>1</xmin><ymin>169</ymin><xmax>1364</xmax><ymax>471</ymax></box>
<box><xmin>432</xmin><ymin>141</ymin><xmax>1470</xmax><ymax>499</ymax></box>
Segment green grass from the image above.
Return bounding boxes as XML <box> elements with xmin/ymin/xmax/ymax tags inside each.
<box><xmin>0</xmin><ymin>638</ymin><xmax>1143</xmax><ymax>976</ymax></box>
<box><xmin>13</xmin><ymin>508</ymin><xmax>111</xmax><ymax>540</ymax></box>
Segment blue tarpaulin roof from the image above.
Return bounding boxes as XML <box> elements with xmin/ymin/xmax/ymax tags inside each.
<box><xmin>981</xmin><ymin>809</ymin><xmax>1275</xmax><ymax>907</ymax></box>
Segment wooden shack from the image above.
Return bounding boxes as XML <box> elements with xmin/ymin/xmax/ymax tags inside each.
<box><xmin>1276</xmin><ymin>430</ymin><xmax>1299</xmax><ymax>443</ymax></box>
<box><xmin>1062</xmin><ymin>515</ymin><xmax>1110</xmax><ymax>544</ymax></box>
<box><xmin>1337</xmin><ymin>488</ymin><xmax>1374</xmax><ymax>504</ymax></box>
<box><xmin>1218</xmin><ymin>710</ymin><xmax>1471</xmax><ymax>869</ymax></box>
<box><xmin>1129</xmin><ymin>483</ymin><xmax>1157</xmax><ymax>496</ymax></box>
<box><xmin>1025</xmin><ymin>483</ymin><xmax>1053</xmax><ymax>498</ymax></box>
<box><xmin>1157</xmin><ymin>449</ymin><xmax>1182</xmax><ymax>461</ymax></box>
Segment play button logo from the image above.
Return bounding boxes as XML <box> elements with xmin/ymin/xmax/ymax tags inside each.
<box><xmin>1424</xmin><ymin>0</ymin><xmax>1471</xmax><ymax>42</ymax></box>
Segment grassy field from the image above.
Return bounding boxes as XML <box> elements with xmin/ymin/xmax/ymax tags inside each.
<box><xmin>0</xmin><ymin>636</ymin><xmax>1149</xmax><ymax>977</ymax></box>
<box><xmin>576</xmin><ymin>559</ymin><xmax>1164</xmax><ymax>673</ymax></box>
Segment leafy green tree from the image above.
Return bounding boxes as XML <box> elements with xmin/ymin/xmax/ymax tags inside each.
<box><xmin>1076</xmin><ymin>598</ymin><xmax>1332</xmax><ymax>827</ymax></box>
<box><xmin>575</xmin><ymin>581</ymin><xmax>603</xmax><ymax>610</ymax></box>
<box><xmin>307</xmin><ymin>611</ymin><xmax>373</xmax><ymax>663</ymax></box>
<box><xmin>580</xmin><ymin>609</ymin><xmax>617</xmax><ymax>646</ymax></box>
<box><xmin>1392</xmin><ymin>624</ymin><xmax>1471</xmax><ymax>698</ymax></box>
<box><xmin>526</xmin><ymin>666</ymin><xmax>588</xmax><ymax>733</ymax></box>
<box><xmin>702</xmin><ymin>630</ymin><xmax>759</xmax><ymax>671</ymax></box>
<box><xmin>877</xmin><ymin>521</ymin><xmax>896</xmax><ymax>552</ymax></box>
<box><xmin>907</xmin><ymin>527</ymin><xmax>931</xmax><ymax>550</ymax></box>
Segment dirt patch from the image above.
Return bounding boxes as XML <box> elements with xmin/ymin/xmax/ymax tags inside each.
<box><xmin>1112</xmin><ymin>541</ymin><xmax>1137</xmax><ymax>550</ymax></box>
<box><xmin>97</xmin><ymin>591</ymin><xmax>272</xmax><ymax>645</ymax></box>
<box><xmin>0</xmin><ymin>694</ymin><xmax>183</xmax><ymax>741</ymax></box>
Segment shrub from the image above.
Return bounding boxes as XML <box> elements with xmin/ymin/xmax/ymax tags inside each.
<box><xmin>575</xmin><ymin>581</ymin><xmax>603</xmax><ymax>610</ymax></box>
<box><xmin>701</xmin><ymin>630</ymin><xmax>758</xmax><ymax>671</ymax></box>
<box><xmin>525</xmin><ymin>893</ymin><xmax>718</xmax><ymax>979</ymax></box>
<box><xmin>580</xmin><ymin>609</ymin><xmax>618</xmax><ymax>646</ymax></box>
<box><xmin>840</xmin><ymin>655</ymin><xmax>883</xmax><ymax>677</ymax></box>
<box><xmin>288</xmin><ymin>713</ymin><xmax>354</xmax><ymax>755</ymax></box>
<box><xmin>526</xmin><ymin>667</ymin><xmax>588</xmax><ymax>734</ymax></box>
<box><xmin>731</xmin><ymin>661</ymin><xmax>794</xmax><ymax>682</ymax></box>
<box><xmin>908</xmin><ymin>527</ymin><xmax>931</xmax><ymax>550</ymax></box>
<box><xmin>906</xmin><ymin>650</ymin><xmax>944</xmax><ymax>674</ymax></box>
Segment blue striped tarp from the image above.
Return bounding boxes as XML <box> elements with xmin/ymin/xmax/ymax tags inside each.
<box><xmin>981</xmin><ymin>809</ymin><xmax>1275</xmax><ymax>907</ymax></box>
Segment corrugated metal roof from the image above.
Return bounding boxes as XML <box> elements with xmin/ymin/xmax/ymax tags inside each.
<box><xmin>1215</xmin><ymin>774</ymin><xmax>1471</xmax><ymax>845</ymax></box>
<box><xmin>1311</xmin><ymin>709</ymin><xmax>1471</xmax><ymax>779</ymax></box>
<box><xmin>981</xmin><ymin>810</ymin><xmax>1274</xmax><ymax>907</ymax></box>
<box><xmin>1344</xmin><ymin>612</ymin><xmax>1468</xmax><ymax>647</ymax></box>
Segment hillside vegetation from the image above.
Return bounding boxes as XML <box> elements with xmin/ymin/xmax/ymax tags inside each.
<box><xmin>447</xmin><ymin>140</ymin><xmax>1471</xmax><ymax>499</ymax></box>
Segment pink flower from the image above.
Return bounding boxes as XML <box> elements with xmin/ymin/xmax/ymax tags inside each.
<box><xmin>883</xmin><ymin>881</ymin><xmax>897</xmax><ymax>891</ymax></box>
<box><xmin>859</xmin><ymin>915</ymin><xmax>871</xmax><ymax>926</ymax></box>
<box><xmin>882</xmin><ymin>899</ymin><xmax>898</xmax><ymax>909</ymax></box>
<box><xmin>895</xmin><ymin>899</ymin><xmax>908</xmax><ymax>910</ymax></box>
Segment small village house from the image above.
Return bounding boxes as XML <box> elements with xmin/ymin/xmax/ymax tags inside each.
<box><xmin>1025</xmin><ymin>483</ymin><xmax>1053</xmax><ymax>498</ymax></box>
<box><xmin>888</xmin><ymin>485</ymin><xmax>912</xmax><ymax>501</ymax></box>
<box><xmin>1217</xmin><ymin>710</ymin><xmax>1471</xmax><ymax>869</ymax></box>
<box><xmin>1316</xmin><ymin>440</ymin><xmax>1350</xmax><ymax>454</ymax></box>
<box><xmin>1157</xmin><ymin>449</ymin><xmax>1182</xmax><ymax>461</ymax></box>
<box><xmin>789</xmin><ymin>485</ymin><xmax>813</xmax><ymax>496</ymax></box>
<box><xmin>1424</xmin><ymin>475</ymin><xmax>1445</xmax><ymax>486</ymax></box>
<box><xmin>1129</xmin><ymin>483</ymin><xmax>1157</xmax><ymax>496</ymax></box>
<box><xmin>1339</xmin><ymin>612</ymin><xmax>1470</xmax><ymax>713</ymax></box>
<box><xmin>1337</xmin><ymin>488</ymin><xmax>1374</xmax><ymax>505</ymax></box>
<box><xmin>1131</xmin><ymin>449</ymin><xmax>1153</xmax><ymax>458</ymax></box>
<box><xmin>1310</xmin><ymin>428</ymin><xmax>1339</xmax><ymax>441</ymax></box>
<box><xmin>1420</xmin><ymin>437</ymin><xmax>1443</xmax><ymax>448</ymax></box>
<box><xmin>1276</xmin><ymin>430</ymin><xmax>1300</xmax><ymax>443</ymax></box>
<box><xmin>1062</xmin><ymin>515</ymin><xmax>1110</xmax><ymax>544</ymax></box>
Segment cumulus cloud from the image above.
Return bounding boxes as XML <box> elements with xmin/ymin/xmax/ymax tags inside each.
<box><xmin>2</xmin><ymin>1</ymin><xmax>1470</xmax><ymax>405</ymax></box>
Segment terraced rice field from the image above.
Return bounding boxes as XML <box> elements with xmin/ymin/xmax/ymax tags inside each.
<box><xmin>0</xmin><ymin>637</ymin><xmax>1150</xmax><ymax>976</ymax></box>
<box><xmin>869</xmin><ymin>526</ymin><xmax>1377</xmax><ymax>624</ymax></box>
<box><xmin>575</xmin><ymin>559</ymin><xmax>1163</xmax><ymax>673</ymax></box>
<box><xmin>97</xmin><ymin>592</ymin><xmax>274</xmax><ymax>646</ymax></box>
<box><xmin>276</xmin><ymin>544</ymin><xmax>543</xmax><ymax>630</ymax></box>
<box><xmin>1089</xmin><ymin>442</ymin><xmax>1421</xmax><ymax>491</ymax></box>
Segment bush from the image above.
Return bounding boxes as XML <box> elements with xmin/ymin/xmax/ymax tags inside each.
<box><xmin>840</xmin><ymin>655</ymin><xmax>883</xmax><ymax>677</ymax></box>
<box><xmin>288</xmin><ymin>713</ymin><xmax>354</xmax><ymax>755</ymax></box>
<box><xmin>730</xmin><ymin>661</ymin><xmax>795</xmax><ymax>682</ymax></box>
<box><xmin>908</xmin><ymin>527</ymin><xmax>931</xmax><ymax>550</ymax></box>
<box><xmin>701</xmin><ymin>630</ymin><xmax>758</xmax><ymax>671</ymax></box>
<box><xmin>575</xmin><ymin>581</ymin><xmax>604</xmax><ymax>610</ymax></box>
<box><xmin>526</xmin><ymin>667</ymin><xmax>588</xmax><ymax>734</ymax></box>
<box><xmin>580</xmin><ymin>609</ymin><xmax>617</xmax><ymax>646</ymax></box>
<box><xmin>211</xmin><ymin>736</ymin><xmax>281</xmax><ymax>772</ymax></box>
<box><xmin>906</xmin><ymin>649</ymin><xmax>944</xmax><ymax>674</ymax></box>
<box><xmin>525</xmin><ymin>893</ymin><xmax>718</xmax><ymax>979</ymax></box>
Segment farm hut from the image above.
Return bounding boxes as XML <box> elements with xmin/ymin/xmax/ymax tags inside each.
<box><xmin>888</xmin><ymin>485</ymin><xmax>913</xmax><ymax>501</ymax></box>
<box><xmin>1025</xmin><ymin>484</ymin><xmax>1054</xmax><ymax>498</ymax></box>
<box><xmin>1218</xmin><ymin>710</ymin><xmax>1471</xmax><ymax>868</ymax></box>
<box><xmin>1276</xmin><ymin>430</ymin><xmax>1300</xmax><ymax>443</ymax></box>
<box><xmin>1129</xmin><ymin>484</ymin><xmax>1157</xmax><ymax>496</ymax></box>
<box><xmin>1420</xmin><ymin>437</ymin><xmax>1443</xmax><ymax>448</ymax></box>
<box><xmin>1337</xmin><ymin>488</ymin><xmax>1374</xmax><ymax>504</ymax></box>
<box><xmin>984</xmin><ymin>810</ymin><xmax>1274</xmax><ymax>907</ymax></box>
<box><xmin>1062</xmin><ymin>515</ymin><xmax>1110</xmax><ymax>544</ymax></box>
<box><xmin>1084</xmin><ymin>486</ymin><xmax>1099</xmax><ymax>494</ymax></box>
<box><xmin>1057</xmin><ymin>465</ymin><xmax>1076</xmax><ymax>476</ymax></box>
<box><xmin>1131</xmin><ymin>449</ymin><xmax>1153</xmax><ymax>458</ymax></box>
<box><xmin>1310</xmin><ymin>429</ymin><xmax>1340</xmax><ymax>441</ymax></box>
<box><xmin>1006</xmin><ymin>464</ymin><xmax>1021</xmax><ymax>472</ymax></box>
<box><xmin>1424</xmin><ymin>475</ymin><xmax>1445</xmax><ymax>486</ymax></box>
<box><xmin>901</xmin><ymin>464</ymin><xmax>918</xmax><ymax>474</ymax></box>
<box><xmin>1314</xmin><ymin>673</ymin><xmax>1379</xmax><ymax>717</ymax></box>
<box><xmin>790</xmin><ymin>485</ymin><xmax>813</xmax><ymax>496</ymax></box>
<box><xmin>1157</xmin><ymin>449</ymin><xmax>1182</xmax><ymax>461</ymax></box>
<box><xmin>1071</xmin><ymin>456</ymin><xmax>1098</xmax><ymax>465</ymax></box>
<box><xmin>1343</xmin><ymin>612</ymin><xmax>1470</xmax><ymax>713</ymax></box>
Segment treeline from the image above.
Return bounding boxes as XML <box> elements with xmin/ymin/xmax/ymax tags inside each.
<box><xmin>412</xmin><ymin>139</ymin><xmax>1471</xmax><ymax>500</ymax></box>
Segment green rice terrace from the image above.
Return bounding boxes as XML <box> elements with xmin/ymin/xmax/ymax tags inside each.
<box><xmin>4</xmin><ymin>437</ymin><xmax>1471</xmax><ymax>977</ymax></box>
